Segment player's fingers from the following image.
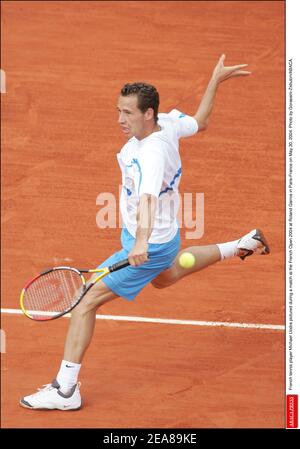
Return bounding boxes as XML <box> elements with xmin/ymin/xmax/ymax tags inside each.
<box><xmin>223</xmin><ymin>70</ymin><xmax>251</xmax><ymax>80</ymax></box>
<box><xmin>137</xmin><ymin>254</ymin><xmax>148</xmax><ymax>265</ymax></box>
<box><xmin>217</xmin><ymin>54</ymin><xmax>226</xmax><ymax>67</ymax></box>
<box><xmin>235</xmin><ymin>63</ymin><xmax>248</xmax><ymax>69</ymax></box>
<box><xmin>129</xmin><ymin>253</ymin><xmax>147</xmax><ymax>267</ymax></box>
<box><xmin>233</xmin><ymin>70</ymin><xmax>251</xmax><ymax>76</ymax></box>
<box><xmin>128</xmin><ymin>255</ymin><xmax>137</xmax><ymax>266</ymax></box>
<box><xmin>226</xmin><ymin>64</ymin><xmax>248</xmax><ymax>70</ymax></box>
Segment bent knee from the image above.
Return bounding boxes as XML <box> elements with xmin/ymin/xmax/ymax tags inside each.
<box><xmin>151</xmin><ymin>278</ymin><xmax>170</xmax><ymax>289</ymax></box>
<box><xmin>151</xmin><ymin>266</ymin><xmax>178</xmax><ymax>289</ymax></box>
<box><xmin>151</xmin><ymin>279</ymin><xmax>164</xmax><ymax>289</ymax></box>
<box><xmin>74</xmin><ymin>280</ymin><xmax>118</xmax><ymax>311</ymax></box>
<box><xmin>72</xmin><ymin>296</ymin><xmax>98</xmax><ymax>316</ymax></box>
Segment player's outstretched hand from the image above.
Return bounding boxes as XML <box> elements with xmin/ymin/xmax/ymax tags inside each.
<box><xmin>213</xmin><ymin>54</ymin><xmax>251</xmax><ymax>84</ymax></box>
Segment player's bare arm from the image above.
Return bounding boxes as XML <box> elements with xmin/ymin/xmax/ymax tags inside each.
<box><xmin>193</xmin><ymin>54</ymin><xmax>251</xmax><ymax>131</ymax></box>
<box><xmin>128</xmin><ymin>193</ymin><xmax>157</xmax><ymax>267</ymax></box>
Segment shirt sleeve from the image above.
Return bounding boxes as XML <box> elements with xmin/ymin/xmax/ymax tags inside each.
<box><xmin>136</xmin><ymin>146</ymin><xmax>166</xmax><ymax>198</ymax></box>
<box><xmin>168</xmin><ymin>108</ymin><xmax>199</xmax><ymax>138</ymax></box>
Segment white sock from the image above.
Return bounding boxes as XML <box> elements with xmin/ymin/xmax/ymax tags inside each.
<box><xmin>216</xmin><ymin>239</ymin><xmax>239</xmax><ymax>260</ymax></box>
<box><xmin>56</xmin><ymin>360</ymin><xmax>81</xmax><ymax>394</ymax></box>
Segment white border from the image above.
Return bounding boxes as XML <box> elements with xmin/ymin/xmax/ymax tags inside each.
<box><xmin>286</xmin><ymin>0</ymin><xmax>299</xmax><ymax>429</ymax></box>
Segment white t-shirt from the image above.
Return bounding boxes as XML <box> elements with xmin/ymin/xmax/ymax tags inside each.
<box><xmin>117</xmin><ymin>109</ymin><xmax>199</xmax><ymax>244</ymax></box>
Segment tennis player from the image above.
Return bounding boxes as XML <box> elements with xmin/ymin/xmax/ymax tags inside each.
<box><xmin>20</xmin><ymin>54</ymin><xmax>269</xmax><ymax>410</ymax></box>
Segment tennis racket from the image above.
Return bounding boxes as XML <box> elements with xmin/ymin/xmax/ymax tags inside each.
<box><xmin>20</xmin><ymin>259</ymin><xmax>130</xmax><ymax>321</ymax></box>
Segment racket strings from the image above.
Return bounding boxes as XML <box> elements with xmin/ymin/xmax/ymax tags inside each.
<box><xmin>23</xmin><ymin>269</ymin><xmax>84</xmax><ymax>316</ymax></box>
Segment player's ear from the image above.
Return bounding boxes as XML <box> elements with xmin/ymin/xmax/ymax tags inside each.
<box><xmin>144</xmin><ymin>107</ymin><xmax>154</xmax><ymax>121</ymax></box>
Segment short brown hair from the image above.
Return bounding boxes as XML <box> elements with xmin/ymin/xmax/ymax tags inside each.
<box><xmin>120</xmin><ymin>82</ymin><xmax>159</xmax><ymax>123</ymax></box>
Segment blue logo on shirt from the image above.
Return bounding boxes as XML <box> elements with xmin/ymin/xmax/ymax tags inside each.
<box><xmin>123</xmin><ymin>186</ymin><xmax>132</xmax><ymax>196</ymax></box>
<box><xmin>159</xmin><ymin>167</ymin><xmax>182</xmax><ymax>196</ymax></box>
<box><xmin>179</xmin><ymin>113</ymin><xmax>186</xmax><ymax>118</ymax></box>
<box><xmin>123</xmin><ymin>158</ymin><xmax>142</xmax><ymax>196</ymax></box>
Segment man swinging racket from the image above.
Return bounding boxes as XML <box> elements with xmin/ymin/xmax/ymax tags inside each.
<box><xmin>20</xmin><ymin>54</ymin><xmax>269</xmax><ymax>410</ymax></box>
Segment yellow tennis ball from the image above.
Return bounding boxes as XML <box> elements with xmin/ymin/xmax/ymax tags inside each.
<box><xmin>179</xmin><ymin>252</ymin><xmax>196</xmax><ymax>269</ymax></box>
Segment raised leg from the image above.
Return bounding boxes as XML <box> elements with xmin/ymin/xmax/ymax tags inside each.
<box><xmin>152</xmin><ymin>228</ymin><xmax>270</xmax><ymax>289</ymax></box>
<box><xmin>152</xmin><ymin>244</ymin><xmax>221</xmax><ymax>289</ymax></box>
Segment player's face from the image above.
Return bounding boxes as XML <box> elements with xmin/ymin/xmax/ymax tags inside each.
<box><xmin>117</xmin><ymin>95</ymin><xmax>149</xmax><ymax>140</ymax></box>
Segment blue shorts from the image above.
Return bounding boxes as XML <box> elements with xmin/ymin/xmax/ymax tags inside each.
<box><xmin>97</xmin><ymin>228</ymin><xmax>181</xmax><ymax>300</ymax></box>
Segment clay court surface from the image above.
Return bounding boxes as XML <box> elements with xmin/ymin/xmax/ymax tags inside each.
<box><xmin>1</xmin><ymin>1</ymin><xmax>285</xmax><ymax>428</ymax></box>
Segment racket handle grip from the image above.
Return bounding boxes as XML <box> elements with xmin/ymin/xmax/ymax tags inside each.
<box><xmin>109</xmin><ymin>259</ymin><xmax>130</xmax><ymax>272</ymax></box>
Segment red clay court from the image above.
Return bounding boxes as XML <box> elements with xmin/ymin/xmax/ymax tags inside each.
<box><xmin>1</xmin><ymin>1</ymin><xmax>285</xmax><ymax>428</ymax></box>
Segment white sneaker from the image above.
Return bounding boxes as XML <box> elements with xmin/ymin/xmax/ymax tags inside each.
<box><xmin>20</xmin><ymin>380</ymin><xmax>82</xmax><ymax>410</ymax></box>
<box><xmin>237</xmin><ymin>229</ymin><xmax>270</xmax><ymax>260</ymax></box>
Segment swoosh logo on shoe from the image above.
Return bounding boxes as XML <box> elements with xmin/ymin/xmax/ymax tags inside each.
<box><xmin>66</xmin><ymin>365</ymin><xmax>74</xmax><ymax>368</ymax></box>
